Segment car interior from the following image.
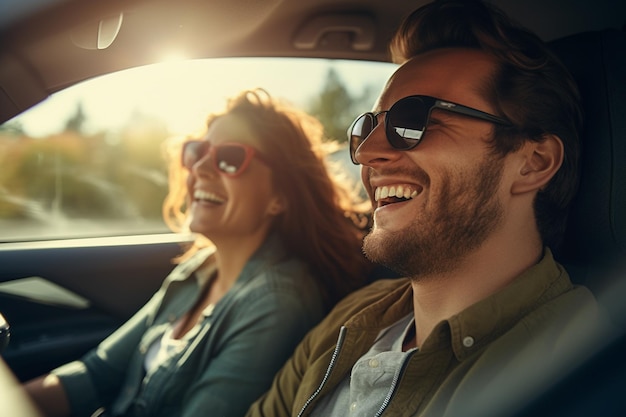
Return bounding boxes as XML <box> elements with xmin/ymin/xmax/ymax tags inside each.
<box><xmin>498</xmin><ymin>27</ymin><xmax>626</xmax><ymax>417</ymax></box>
<box><xmin>550</xmin><ymin>29</ymin><xmax>626</xmax><ymax>329</ymax></box>
<box><xmin>1</xmin><ymin>0</ymin><xmax>625</xmax><ymax>415</ymax></box>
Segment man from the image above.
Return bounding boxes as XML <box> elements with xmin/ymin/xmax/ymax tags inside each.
<box><xmin>247</xmin><ymin>1</ymin><xmax>608</xmax><ymax>416</ymax></box>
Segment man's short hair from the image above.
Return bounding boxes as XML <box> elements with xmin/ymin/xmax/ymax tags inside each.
<box><xmin>390</xmin><ymin>0</ymin><xmax>583</xmax><ymax>249</ymax></box>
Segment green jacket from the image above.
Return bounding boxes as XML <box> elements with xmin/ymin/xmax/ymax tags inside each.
<box><xmin>247</xmin><ymin>249</ymin><xmax>608</xmax><ymax>417</ymax></box>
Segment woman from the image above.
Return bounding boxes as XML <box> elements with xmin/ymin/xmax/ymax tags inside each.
<box><xmin>23</xmin><ymin>89</ymin><xmax>372</xmax><ymax>417</ymax></box>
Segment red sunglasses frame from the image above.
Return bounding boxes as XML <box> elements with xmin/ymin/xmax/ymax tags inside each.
<box><xmin>181</xmin><ymin>140</ymin><xmax>268</xmax><ymax>177</ymax></box>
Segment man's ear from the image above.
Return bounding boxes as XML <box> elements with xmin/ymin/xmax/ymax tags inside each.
<box><xmin>511</xmin><ymin>134</ymin><xmax>564</xmax><ymax>195</ymax></box>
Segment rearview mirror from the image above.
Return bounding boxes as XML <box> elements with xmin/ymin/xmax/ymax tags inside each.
<box><xmin>71</xmin><ymin>13</ymin><xmax>124</xmax><ymax>50</ymax></box>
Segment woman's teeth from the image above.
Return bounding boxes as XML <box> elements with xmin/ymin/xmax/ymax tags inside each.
<box><xmin>194</xmin><ymin>189</ymin><xmax>225</xmax><ymax>204</ymax></box>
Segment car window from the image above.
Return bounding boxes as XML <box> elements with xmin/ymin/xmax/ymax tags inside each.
<box><xmin>0</xmin><ymin>58</ymin><xmax>397</xmax><ymax>242</ymax></box>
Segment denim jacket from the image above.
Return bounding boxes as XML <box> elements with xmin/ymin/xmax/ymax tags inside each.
<box><xmin>54</xmin><ymin>234</ymin><xmax>325</xmax><ymax>417</ymax></box>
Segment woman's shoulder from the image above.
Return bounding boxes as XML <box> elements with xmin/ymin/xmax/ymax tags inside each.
<box><xmin>228</xmin><ymin>255</ymin><xmax>321</xmax><ymax>312</ymax></box>
<box><xmin>244</xmin><ymin>254</ymin><xmax>318</xmax><ymax>294</ymax></box>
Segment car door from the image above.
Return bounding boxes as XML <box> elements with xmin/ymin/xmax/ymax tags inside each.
<box><xmin>0</xmin><ymin>232</ymin><xmax>185</xmax><ymax>383</ymax></box>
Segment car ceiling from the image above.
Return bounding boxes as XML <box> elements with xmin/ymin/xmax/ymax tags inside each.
<box><xmin>0</xmin><ymin>0</ymin><xmax>624</xmax><ymax>124</ymax></box>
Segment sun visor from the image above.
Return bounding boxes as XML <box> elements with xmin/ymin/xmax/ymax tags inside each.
<box><xmin>0</xmin><ymin>53</ymin><xmax>48</xmax><ymax>123</ymax></box>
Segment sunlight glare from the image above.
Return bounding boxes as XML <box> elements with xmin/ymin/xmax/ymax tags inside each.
<box><xmin>8</xmin><ymin>58</ymin><xmax>397</xmax><ymax>138</ymax></box>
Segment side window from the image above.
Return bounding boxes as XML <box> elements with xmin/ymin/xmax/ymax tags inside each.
<box><xmin>0</xmin><ymin>110</ymin><xmax>170</xmax><ymax>241</ymax></box>
<box><xmin>0</xmin><ymin>58</ymin><xmax>397</xmax><ymax>242</ymax></box>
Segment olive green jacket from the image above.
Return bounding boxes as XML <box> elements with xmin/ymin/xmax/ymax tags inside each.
<box><xmin>247</xmin><ymin>249</ymin><xmax>608</xmax><ymax>417</ymax></box>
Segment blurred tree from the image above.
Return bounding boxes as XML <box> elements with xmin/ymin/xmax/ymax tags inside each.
<box><xmin>307</xmin><ymin>68</ymin><xmax>352</xmax><ymax>142</ymax></box>
<box><xmin>0</xmin><ymin>120</ymin><xmax>25</xmax><ymax>135</ymax></box>
<box><xmin>114</xmin><ymin>110</ymin><xmax>170</xmax><ymax>219</ymax></box>
<box><xmin>0</xmin><ymin>108</ymin><xmax>170</xmax><ymax>236</ymax></box>
<box><xmin>64</xmin><ymin>102</ymin><xmax>87</xmax><ymax>133</ymax></box>
<box><xmin>307</xmin><ymin>67</ymin><xmax>379</xmax><ymax>143</ymax></box>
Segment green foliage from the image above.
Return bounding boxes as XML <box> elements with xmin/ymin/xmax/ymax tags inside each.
<box><xmin>0</xmin><ymin>120</ymin><xmax>25</xmax><ymax>135</ymax></box>
<box><xmin>0</xmin><ymin>103</ymin><xmax>170</xmax><ymax>238</ymax></box>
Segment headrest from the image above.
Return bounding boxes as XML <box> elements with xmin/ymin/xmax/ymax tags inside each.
<box><xmin>549</xmin><ymin>30</ymin><xmax>626</xmax><ymax>322</ymax></box>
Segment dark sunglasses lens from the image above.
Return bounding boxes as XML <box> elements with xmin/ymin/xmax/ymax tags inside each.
<box><xmin>349</xmin><ymin>114</ymin><xmax>375</xmax><ymax>163</ymax></box>
<box><xmin>386</xmin><ymin>97</ymin><xmax>428</xmax><ymax>150</ymax></box>
<box><xmin>215</xmin><ymin>145</ymin><xmax>247</xmax><ymax>175</ymax></box>
<box><xmin>182</xmin><ymin>141</ymin><xmax>205</xmax><ymax>168</ymax></box>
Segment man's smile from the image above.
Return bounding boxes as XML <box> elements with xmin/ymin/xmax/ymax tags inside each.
<box><xmin>374</xmin><ymin>184</ymin><xmax>421</xmax><ymax>207</ymax></box>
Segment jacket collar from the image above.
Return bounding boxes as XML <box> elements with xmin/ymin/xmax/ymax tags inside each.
<box><xmin>164</xmin><ymin>232</ymin><xmax>287</xmax><ymax>287</ymax></box>
<box><xmin>444</xmin><ymin>248</ymin><xmax>572</xmax><ymax>360</ymax></box>
<box><xmin>343</xmin><ymin>249</ymin><xmax>572</xmax><ymax>361</ymax></box>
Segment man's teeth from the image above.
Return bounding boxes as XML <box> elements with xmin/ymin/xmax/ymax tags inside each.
<box><xmin>194</xmin><ymin>190</ymin><xmax>225</xmax><ymax>204</ymax></box>
<box><xmin>374</xmin><ymin>185</ymin><xmax>418</xmax><ymax>202</ymax></box>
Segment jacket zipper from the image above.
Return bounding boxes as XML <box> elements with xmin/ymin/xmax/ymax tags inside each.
<box><xmin>374</xmin><ymin>348</ymin><xmax>418</xmax><ymax>417</ymax></box>
<box><xmin>296</xmin><ymin>326</ymin><xmax>348</xmax><ymax>417</ymax></box>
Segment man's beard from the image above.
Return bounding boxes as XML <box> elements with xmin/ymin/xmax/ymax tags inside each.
<box><xmin>363</xmin><ymin>153</ymin><xmax>505</xmax><ymax>279</ymax></box>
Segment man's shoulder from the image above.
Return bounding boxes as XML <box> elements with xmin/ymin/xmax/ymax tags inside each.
<box><xmin>519</xmin><ymin>283</ymin><xmax>603</xmax><ymax>333</ymax></box>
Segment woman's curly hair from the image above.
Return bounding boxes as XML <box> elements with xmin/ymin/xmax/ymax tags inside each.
<box><xmin>163</xmin><ymin>88</ymin><xmax>373</xmax><ymax>308</ymax></box>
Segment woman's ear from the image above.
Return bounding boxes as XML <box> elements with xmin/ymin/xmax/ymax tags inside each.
<box><xmin>266</xmin><ymin>195</ymin><xmax>286</xmax><ymax>216</ymax></box>
<box><xmin>511</xmin><ymin>134</ymin><xmax>564</xmax><ymax>195</ymax></box>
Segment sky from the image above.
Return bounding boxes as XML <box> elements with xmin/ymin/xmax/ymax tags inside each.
<box><xmin>9</xmin><ymin>57</ymin><xmax>397</xmax><ymax>138</ymax></box>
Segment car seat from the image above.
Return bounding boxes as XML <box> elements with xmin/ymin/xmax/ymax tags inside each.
<box><xmin>549</xmin><ymin>29</ymin><xmax>626</xmax><ymax>331</ymax></box>
<box><xmin>463</xmin><ymin>30</ymin><xmax>626</xmax><ymax>417</ymax></box>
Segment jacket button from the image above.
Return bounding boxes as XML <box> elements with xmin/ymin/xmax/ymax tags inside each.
<box><xmin>462</xmin><ymin>336</ymin><xmax>475</xmax><ymax>347</ymax></box>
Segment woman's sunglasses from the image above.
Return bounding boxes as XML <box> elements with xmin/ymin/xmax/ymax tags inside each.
<box><xmin>348</xmin><ymin>95</ymin><xmax>512</xmax><ymax>164</ymax></box>
<box><xmin>181</xmin><ymin>141</ymin><xmax>268</xmax><ymax>177</ymax></box>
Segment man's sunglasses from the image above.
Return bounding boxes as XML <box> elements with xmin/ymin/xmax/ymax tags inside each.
<box><xmin>348</xmin><ymin>95</ymin><xmax>512</xmax><ymax>164</ymax></box>
<box><xmin>181</xmin><ymin>140</ymin><xmax>268</xmax><ymax>177</ymax></box>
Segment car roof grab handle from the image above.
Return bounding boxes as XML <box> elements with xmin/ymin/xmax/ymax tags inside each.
<box><xmin>293</xmin><ymin>14</ymin><xmax>376</xmax><ymax>51</ymax></box>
